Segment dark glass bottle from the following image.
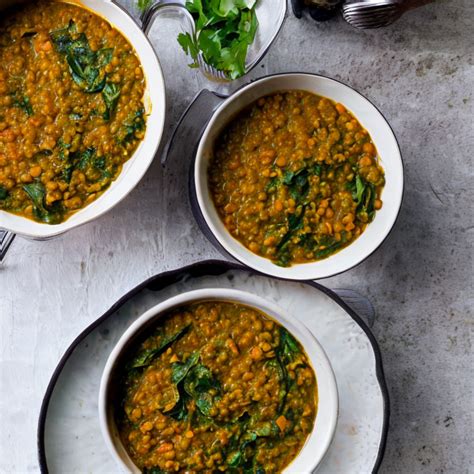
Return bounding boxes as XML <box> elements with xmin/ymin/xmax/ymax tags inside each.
<box><xmin>292</xmin><ymin>0</ymin><xmax>343</xmax><ymax>21</ymax></box>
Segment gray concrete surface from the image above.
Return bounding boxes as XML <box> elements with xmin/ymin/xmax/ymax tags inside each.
<box><xmin>1</xmin><ymin>0</ymin><xmax>472</xmax><ymax>472</ymax></box>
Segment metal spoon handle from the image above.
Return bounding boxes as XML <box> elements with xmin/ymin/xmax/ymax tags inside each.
<box><xmin>0</xmin><ymin>230</ymin><xmax>15</xmax><ymax>264</ymax></box>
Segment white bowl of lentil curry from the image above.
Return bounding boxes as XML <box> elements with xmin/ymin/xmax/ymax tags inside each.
<box><xmin>193</xmin><ymin>73</ymin><xmax>403</xmax><ymax>280</ymax></box>
<box><xmin>0</xmin><ymin>0</ymin><xmax>165</xmax><ymax>238</ymax></box>
<box><xmin>99</xmin><ymin>288</ymin><xmax>338</xmax><ymax>473</ymax></box>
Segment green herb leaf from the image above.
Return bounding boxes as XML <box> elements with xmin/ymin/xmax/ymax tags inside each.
<box><xmin>353</xmin><ymin>175</ymin><xmax>366</xmax><ymax>205</ymax></box>
<box><xmin>167</xmin><ymin>392</ymin><xmax>189</xmax><ymax>421</ymax></box>
<box><xmin>184</xmin><ymin>364</ymin><xmax>220</xmax><ymax>417</ymax></box>
<box><xmin>11</xmin><ymin>93</ymin><xmax>33</xmax><ymax>116</ymax></box>
<box><xmin>130</xmin><ymin>325</ymin><xmax>191</xmax><ymax>369</ymax></box>
<box><xmin>347</xmin><ymin>173</ymin><xmax>377</xmax><ymax>223</ymax></box>
<box><xmin>143</xmin><ymin>468</ymin><xmax>166</xmax><ymax>474</ymax></box>
<box><xmin>312</xmin><ymin>164</ymin><xmax>322</xmax><ymax>176</ymax></box>
<box><xmin>22</xmin><ymin>182</ymin><xmax>63</xmax><ymax>224</ymax></box>
<box><xmin>102</xmin><ymin>83</ymin><xmax>120</xmax><ymax>121</ymax></box>
<box><xmin>97</xmin><ymin>48</ymin><xmax>113</xmax><ymax>67</ymax></box>
<box><xmin>49</xmin><ymin>20</ymin><xmax>76</xmax><ymax>53</ymax></box>
<box><xmin>171</xmin><ymin>352</ymin><xmax>200</xmax><ymax>384</ymax></box>
<box><xmin>265</xmin><ymin>176</ymin><xmax>279</xmax><ymax>193</ymax></box>
<box><xmin>50</xmin><ymin>22</ymin><xmax>111</xmax><ymax>94</ymax></box>
<box><xmin>281</xmin><ymin>168</ymin><xmax>309</xmax><ymax>203</ymax></box>
<box><xmin>0</xmin><ymin>185</ymin><xmax>8</xmax><ymax>200</ymax></box>
<box><xmin>279</xmin><ymin>327</ymin><xmax>301</xmax><ymax>364</ymax></box>
<box><xmin>177</xmin><ymin>0</ymin><xmax>259</xmax><ymax>79</ymax></box>
<box><xmin>137</xmin><ymin>0</ymin><xmax>153</xmax><ymax>11</ymax></box>
<box><xmin>119</xmin><ymin>108</ymin><xmax>146</xmax><ymax>145</ymax></box>
<box><xmin>265</xmin><ymin>358</ymin><xmax>287</xmax><ymax>413</ymax></box>
<box><xmin>177</xmin><ymin>32</ymin><xmax>200</xmax><ymax>67</ymax></box>
<box><xmin>277</xmin><ymin>205</ymin><xmax>306</xmax><ymax>252</ymax></box>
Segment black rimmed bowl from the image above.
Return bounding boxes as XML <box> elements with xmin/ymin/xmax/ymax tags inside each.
<box><xmin>187</xmin><ymin>73</ymin><xmax>404</xmax><ymax>280</ymax></box>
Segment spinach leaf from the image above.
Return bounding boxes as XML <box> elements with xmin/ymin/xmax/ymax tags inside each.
<box><xmin>62</xmin><ymin>166</ymin><xmax>74</xmax><ymax>184</ymax></box>
<box><xmin>167</xmin><ymin>391</ymin><xmax>189</xmax><ymax>421</ymax></box>
<box><xmin>357</xmin><ymin>181</ymin><xmax>376</xmax><ymax>222</ymax></box>
<box><xmin>61</xmin><ymin>147</ymin><xmax>111</xmax><ymax>183</ymax></box>
<box><xmin>67</xmin><ymin>52</ymin><xmax>106</xmax><ymax>92</ymax></box>
<box><xmin>119</xmin><ymin>108</ymin><xmax>146</xmax><ymax>145</ymax></box>
<box><xmin>172</xmin><ymin>351</ymin><xmax>200</xmax><ymax>384</ymax></box>
<box><xmin>143</xmin><ymin>468</ymin><xmax>166</xmax><ymax>474</ymax></box>
<box><xmin>313</xmin><ymin>240</ymin><xmax>344</xmax><ymax>259</ymax></box>
<box><xmin>282</xmin><ymin>170</ymin><xmax>294</xmax><ymax>185</ymax></box>
<box><xmin>312</xmin><ymin>163</ymin><xmax>322</xmax><ymax>176</ymax></box>
<box><xmin>22</xmin><ymin>182</ymin><xmax>62</xmax><ymax>224</ymax></box>
<box><xmin>265</xmin><ymin>358</ymin><xmax>287</xmax><ymax>413</ymax></box>
<box><xmin>276</xmin><ymin>208</ymin><xmax>305</xmax><ymax>252</ymax></box>
<box><xmin>75</xmin><ymin>147</ymin><xmax>96</xmax><ymax>170</ymax></box>
<box><xmin>275</xmin><ymin>204</ymin><xmax>307</xmax><ymax>267</ymax></box>
<box><xmin>130</xmin><ymin>324</ymin><xmax>191</xmax><ymax>369</ymax></box>
<box><xmin>226</xmin><ymin>421</ymin><xmax>276</xmax><ymax>470</ymax></box>
<box><xmin>33</xmin><ymin>150</ymin><xmax>53</xmax><ymax>159</ymax></box>
<box><xmin>50</xmin><ymin>21</ymin><xmax>112</xmax><ymax>94</ymax></box>
<box><xmin>349</xmin><ymin>174</ymin><xmax>365</xmax><ymax>205</ymax></box>
<box><xmin>279</xmin><ymin>327</ymin><xmax>301</xmax><ymax>364</ymax></box>
<box><xmin>281</xmin><ymin>168</ymin><xmax>309</xmax><ymax>203</ymax></box>
<box><xmin>265</xmin><ymin>176</ymin><xmax>279</xmax><ymax>193</ymax></box>
<box><xmin>102</xmin><ymin>83</ymin><xmax>120</xmax><ymax>121</ymax></box>
<box><xmin>184</xmin><ymin>363</ymin><xmax>220</xmax><ymax>417</ymax></box>
<box><xmin>0</xmin><ymin>185</ymin><xmax>8</xmax><ymax>200</ymax></box>
<box><xmin>97</xmin><ymin>48</ymin><xmax>113</xmax><ymax>67</ymax></box>
<box><xmin>347</xmin><ymin>173</ymin><xmax>376</xmax><ymax>223</ymax></box>
<box><xmin>49</xmin><ymin>20</ymin><xmax>76</xmax><ymax>53</ymax></box>
<box><xmin>11</xmin><ymin>93</ymin><xmax>33</xmax><ymax>116</ymax></box>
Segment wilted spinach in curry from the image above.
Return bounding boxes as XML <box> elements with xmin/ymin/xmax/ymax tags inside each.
<box><xmin>118</xmin><ymin>302</ymin><xmax>317</xmax><ymax>473</ymax></box>
<box><xmin>209</xmin><ymin>91</ymin><xmax>385</xmax><ymax>266</ymax></box>
<box><xmin>0</xmin><ymin>2</ymin><xmax>146</xmax><ymax>224</ymax></box>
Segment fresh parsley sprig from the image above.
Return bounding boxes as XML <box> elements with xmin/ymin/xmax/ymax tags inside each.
<box><xmin>138</xmin><ymin>0</ymin><xmax>259</xmax><ymax>80</ymax></box>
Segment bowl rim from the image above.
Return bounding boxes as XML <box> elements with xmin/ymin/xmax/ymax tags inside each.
<box><xmin>193</xmin><ymin>72</ymin><xmax>404</xmax><ymax>280</ymax></box>
<box><xmin>0</xmin><ymin>0</ymin><xmax>166</xmax><ymax>239</ymax></box>
<box><xmin>98</xmin><ymin>287</ymin><xmax>339</xmax><ymax>474</ymax></box>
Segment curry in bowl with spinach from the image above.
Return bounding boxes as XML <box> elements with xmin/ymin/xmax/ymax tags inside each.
<box><xmin>0</xmin><ymin>1</ymin><xmax>146</xmax><ymax>224</ymax></box>
<box><xmin>209</xmin><ymin>90</ymin><xmax>385</xmax><ymax>267</ymax></box>
<box><xmin>117</xmin><ymin>301</ymin><xmax>317</xmax><ymax>473</ymax></box>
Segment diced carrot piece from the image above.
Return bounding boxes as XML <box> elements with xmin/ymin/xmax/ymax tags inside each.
<box><xmin>276</xmin><ymin>415</ymin><xmax>288</xmax><ymax>432</ymax></box>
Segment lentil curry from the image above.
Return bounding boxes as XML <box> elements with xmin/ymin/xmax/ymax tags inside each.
<box><xmin>117</xmin><ymin>301</ymin><xmax>317</xmax><ymax>473</ymax></box>
<box><xmin>0</xmin><ymin>1</ymin><xmax>146</xmax><ymax>224</ymax></box>
<box><xmin>209</xmin><ymin>91</ymin><xmax>385</xmax><ymax>267</ymax></box>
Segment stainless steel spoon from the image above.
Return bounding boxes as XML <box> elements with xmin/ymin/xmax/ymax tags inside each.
<box><xmin>342</xmin><ymin>0</ymin><xmax>435</xmax><ymax>29</ymax></box>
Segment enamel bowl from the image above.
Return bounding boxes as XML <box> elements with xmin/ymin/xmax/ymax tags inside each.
<box><xmin>0</xmin><ymin>0</ymin><xmax>166</xmax><ymax>239</ymax></box>
<box><xmin>192</xmin><ymin>73</ymin><xmax>404</xmax><ymax>280</ymax></box>
<box><xmin>99</xmin><ymin>288</ymin><xmax>339</xmax><ymax>473</ymax></box>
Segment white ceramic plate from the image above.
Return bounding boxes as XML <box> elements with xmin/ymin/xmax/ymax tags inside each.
<box><xmin>99</xmin><ymin>288</ymin><xmax>338</xmax><ymax>474</ymax></box>
<box><xmin>38</xmin><ymin>261</ymin><xmax>389</xmax><ymax>474</ymax></box>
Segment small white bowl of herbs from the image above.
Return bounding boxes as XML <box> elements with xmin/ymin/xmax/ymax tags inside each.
<box><xmin>138</xmin><ymin>0</ymin><xmax>287</xmax><ymax>80</ymax></box>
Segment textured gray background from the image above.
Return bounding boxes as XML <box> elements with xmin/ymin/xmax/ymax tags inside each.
<box><xmin>0</xmin><ymin>0</ymin><xmax>472</xmax><ymax>473</ymax></box>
